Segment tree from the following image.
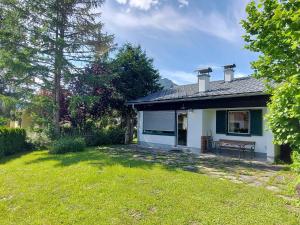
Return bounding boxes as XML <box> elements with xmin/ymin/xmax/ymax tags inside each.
<box><xmin>69</xmin><ymin>57</ymin><xmax>116</xmax><ymax>130</ymax></box>
<box><xmin>242</xmin><ymin>0</ymin><xmax>300</xmax><ymax>162</ymax></box>
<box><xmin>112</xmin><ymin>43</ymin><xmax>161</xmax><ymax>143</ymax></box>
<box><xmin>0</xmin><ymin>0</ymin><xmax>114</xmax><ymax>136</ymax></box>
<box><xmin>0</xmin><ymin>72</ymin><xmax>20</xmax><ymax>127</ymax></box>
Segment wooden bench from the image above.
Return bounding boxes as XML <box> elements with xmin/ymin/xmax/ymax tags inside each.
<box><xmin>213</xmin><ymin>139</ymin><xmax>256</xmax><ymax>159</ymax></box>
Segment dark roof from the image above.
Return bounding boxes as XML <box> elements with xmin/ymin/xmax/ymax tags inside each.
<box><xmin>128</xmin><ymin>76</ymin><xmax>267</xmax><ymax>105</ymax></box>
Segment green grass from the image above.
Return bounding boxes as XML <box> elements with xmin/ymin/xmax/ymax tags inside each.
<box><xmin>0</xmin><ymin>147</ymin><xmax>299</xmax><ymax>225</ymax></box>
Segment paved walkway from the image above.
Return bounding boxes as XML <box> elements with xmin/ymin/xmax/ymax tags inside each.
<box><xmin>100</xmin><ymin>145</ymin><xmax>299</xmax><ymax>211</ymax></box>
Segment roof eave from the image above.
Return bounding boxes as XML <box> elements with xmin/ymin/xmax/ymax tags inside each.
<box><xmin>126</xmin><ymin>92</ymin><xmax>268</xmax><ymax>106</ymax></box>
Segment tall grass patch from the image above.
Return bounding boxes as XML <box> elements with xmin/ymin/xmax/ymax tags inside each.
<box><xmin>50</xmin><ymin>137</ymin><xmax>86</xmax><ymax>154</ymax></box>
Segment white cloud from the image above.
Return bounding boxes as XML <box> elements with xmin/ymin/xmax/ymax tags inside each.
<box><xmin>178</xmin><ymin>0</ymin><xmax>189</xmax><ymax>8</ymax></box>
<box><xmin>115</xmin><ymin>0</ymin><xmax>159</xmax><ymax>11</ymax></box>
<box><xmin>115</xmin><ymin>0</ymin><xmax>127</xmax><ymax>4</ymax></box>
<box><xmin>160</xmin><ymin>69</ymin><xmax>196</xmax><ymax>85</ymax></box>
<box><xmin>102</xmin><ymin>4</ymin><xmax>242</xmax><ymax>42</ymax></box>
<box><xmin>235</xmin><ymin>72</ymin><xmax>248</xmax><ymax>78</ymax></box>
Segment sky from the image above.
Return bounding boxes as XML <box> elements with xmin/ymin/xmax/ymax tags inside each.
<box><xmin>101</xmin><ymin>0</ymin><xmax>258</xmax><ymax>85</ymax></box>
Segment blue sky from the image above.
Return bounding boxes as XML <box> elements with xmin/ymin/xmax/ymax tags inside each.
<box><xmin>101</xmin><ymin>0</ymin><xmax>258</xmax><ymax>84</ymax></box>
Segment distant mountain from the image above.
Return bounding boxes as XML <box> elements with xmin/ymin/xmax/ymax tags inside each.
<box><xmin>158</xmin><ymin>78</ymin><xmax>177</xmax><ymax>89</ymax></box>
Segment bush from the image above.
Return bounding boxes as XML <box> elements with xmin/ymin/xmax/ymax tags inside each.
<box><xmin>0</xmin><ymin>128</ymin><xmax>27</xmax><ymax>157</ymax></box>
<box><xmin>27</xmin><ymin>132</ymin><xmax>51</xmax><ymax>150</ymax></box>
<box><xmin>291</xmin><ymin>151</ymin><xmax>300</xmax><ymax>173</ymax></box>
<box><xmin>85</xmin><ymin>127</ymin><xmax>125</xmax><ymax>147</ymax></box>
<box><xmin>50</xmin><ymin>137</ymin><xmax>86</xmax><ymax>154</ymax></box>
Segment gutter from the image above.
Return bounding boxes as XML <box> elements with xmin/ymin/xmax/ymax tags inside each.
<box><xmin>126</xmin><ymin>92</ymin><xmax>268</xmax><ymax>106</ymax></box>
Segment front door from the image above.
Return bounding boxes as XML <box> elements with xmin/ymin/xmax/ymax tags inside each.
<box><xmin>177</xmin><ymin>112</ymin><xmax>188</xmax><ymax>146</ymax></box>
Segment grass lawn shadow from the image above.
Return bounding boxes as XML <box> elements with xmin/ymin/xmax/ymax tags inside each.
<box><xmin>24</xmin><ymin>147</ymin><xmax>162</xmax><ymax>172</ymax></box>
<box><xmin>0</xmin><ymin>150</ymin><xmax>33</xmax><ymax>165</ymax></box>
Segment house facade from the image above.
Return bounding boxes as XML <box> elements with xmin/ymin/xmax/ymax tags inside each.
<box><xmin>128</xmin><ymin>65</ymin><xmax>277</xmax><ymax>162</ymax></box>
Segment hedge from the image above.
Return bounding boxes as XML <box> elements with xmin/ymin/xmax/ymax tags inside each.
<box><xmin>85</xmin><ymin>127</ymin><xmax>125</xmax><ymax>147</ymax></box>
<box><xmin>0</xmin><ymin>128</ymin><xmax>27</xmax><ymax>157</ymax></box>
<box><xmin>49</xmin><ymin>137</ymin><xmax>86</xmax><ymax>154</ymax></box>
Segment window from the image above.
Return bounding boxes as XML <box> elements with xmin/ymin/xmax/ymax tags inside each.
<box><xmin>228</xmin><ymin>111</ymin><xmax>250</xmax><ymax>134</ymax></box>
<box><xmin>143</xmin><ymin>111</ymin><xmax>175</xmax><ymax>135</ymax></box>
<box><xmin>216</xmin><ymin>109</ymin><xmax>262</xmax><ymax>136</ymax></box>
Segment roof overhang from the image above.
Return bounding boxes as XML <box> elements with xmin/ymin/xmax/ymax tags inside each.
<box><xmin>126</xmin><ymin>92</ymin><xmax>268</xmax><ymax>106</ymax></box>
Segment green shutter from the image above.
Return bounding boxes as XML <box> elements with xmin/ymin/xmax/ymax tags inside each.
<box><xmin>216</xmin><ymin>110</ymin><xmax>227</xmax><ymax>134</ymax></box>
<box><xmin>250</xmin><ymin>110</ymin><xmax>263</xmax><ymax>136</ymax></box>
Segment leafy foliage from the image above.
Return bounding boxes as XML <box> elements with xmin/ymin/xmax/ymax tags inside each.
<box><xmin>242</xmin><ymin>0</ymin><xmax>300</xmax><ymax>168</ymax></box>
<box><xmin>85</xmin><ymin>126</ymin><xmax>125</xmax><ymax>147</ymax></box>
<box><xmin>28</xmin><ymin>93</ymin><xmax>55</xmax><ymax>136</ymax></box>
<box><xmin>0</xmin><ymin>128</ymin><xmax>27</xmax><ymax>157</ymax></box>
<box><xmin>112</xmin><ymin>43</ymin><xmax>161</xmax><ymax>102</ymax></box>
<box><xmin>0</xmin><ymin>94</ymin><xmax>19</xmax><ymax>125</ymax></box>
<box><xmin>69</xmin><ymin>58</ymin><xmax>117</xmax><ymax>128</ymax></box>
<box><xmin>50</xmin><ymin>137</ymin><xmax>86</xmax><ymax>154</ymax></box>
<box><xmin>291</xmin><ymin>151</ymin><xmax>300</xmax><ymax>173</ymax></box>
<box><xmin>266</xmin><ymin>76</ymin><xmax>300</xmax><ymax>150</ymax></box>
<box><xmin>242</xmin><ymin>0</ymin><xmax>300</xmax><ymax>83</ymax></box>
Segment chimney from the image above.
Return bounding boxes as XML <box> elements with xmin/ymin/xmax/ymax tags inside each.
<box><xmin>224</xmin><ymin>64</ymin><xmax>236</xmax><ymax>82</ymax></box>
<box><xmin>196</xmin><ymin>67</ymin><xmax>212</xmax><ymax>92</ymax></box>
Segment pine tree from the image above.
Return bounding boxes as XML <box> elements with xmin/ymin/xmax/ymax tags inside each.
<box><xmin>0</xmin><ymin>0</ymin><xmax>114</xmax><ymax>136</ymax></box>
<box><xmin>112</xmin><ymin>43</ymin><xmax>161</xmax><ymax>143</ymax></box>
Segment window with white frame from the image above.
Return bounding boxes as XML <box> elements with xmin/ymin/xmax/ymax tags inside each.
<box><xmin>228</xmin><ymin>111</ymin><xmax>250</xmax><ymax>134</ymax></box>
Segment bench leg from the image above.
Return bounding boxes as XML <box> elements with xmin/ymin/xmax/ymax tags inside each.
<box><xmin>251</xmin><ymin>147</ymin><xmax>255</xmax><ymax>160</ymax></box>
<box><xmin>218</xmin><ymin>147</ymin><xmax>221</xmax><ymax>155</ymax></box>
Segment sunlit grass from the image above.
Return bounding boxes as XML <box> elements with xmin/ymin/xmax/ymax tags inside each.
<box><xmin>0</xmin><ymin>147</ymin><xmax>299</xmax><ymax>225</ymax></box>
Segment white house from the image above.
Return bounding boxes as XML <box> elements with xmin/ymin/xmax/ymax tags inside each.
<box><xmin>128</xmin><ymin>65</ymin><xmax>277</xmax><ymax>162</ymax></box>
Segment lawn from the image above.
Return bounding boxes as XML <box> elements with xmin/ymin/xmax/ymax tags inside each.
<box><xmin>0</xmin><ymin>147</ymin><xmax>299</xmax><ymax>225</ymax></box>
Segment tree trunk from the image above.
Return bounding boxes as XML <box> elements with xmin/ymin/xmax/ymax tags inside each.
<box><xmin>124</xmin><ymin>110</ymin><xmax>135</xmax><ymax>144</ymax></box>
<box><xmin>53</xmin><ymin>72</ymin><xmax>61</xmax><ymax>136</ymax></box>
<box><xmin>124</xmin><ymin>113</ymin><xmax>131</xmax><ymax>144</ymax></box>
<box><xmin>53</xmin><ymin>0</ymin><xmax>65</xmax><ymax>137</ymax></box>
<box><xmin>53</xmin><ymin>21</ymin><xmax>61</xmax><ymax>137</ymax></box>
<box><xmin>129</xmin><ymin>116</ymin><xmax>134</xmax><ymax>143</ymax></box>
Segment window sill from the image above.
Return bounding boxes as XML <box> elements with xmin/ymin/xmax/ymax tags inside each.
<box><xmin>226</xmin><ymin>133</ymin><xmax>251</xmax><ymax>137</ymax></box>
<box><xmin>143</xmin><ymin>131</ymin><xmax>175</xmax><ymax>136</ymax></box>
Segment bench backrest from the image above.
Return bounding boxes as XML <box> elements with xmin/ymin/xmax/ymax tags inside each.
<box><xmin>219</xmin><ymin>139</ymin><xmax>255</xmax><ymax>146</ymax></box>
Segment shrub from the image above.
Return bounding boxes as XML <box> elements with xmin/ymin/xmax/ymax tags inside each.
<box><xmin>85</xmin><ymin>127</ymin><xmax>125</xmax><ymax>147</ymax></box>
<box><xmin>27</xmin><ymin>132</ymin><xmax>51</xmax><ymax>150</ymax></box>
<box><xmin>291</xmin><ymin>151</ymin><xmax>300</xmax><ymax>173</ymax></box>
<box><xmin>50</xmin><ymin>137</ymin><xmax>86</xmax><ymax>154</ymax></box>
<box><xmin>0</xmin><ymin>128</ymin><xmax>27</xmax><ymax>157</ymax></box>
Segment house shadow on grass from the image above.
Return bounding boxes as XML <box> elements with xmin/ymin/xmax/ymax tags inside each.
<box><xmin>25</xmin><ymin>145</ymin><xmax>286</xmax><ymax>175</ymax></box>
<box><xmin>24</xmin><ymin>147</ymin><xmax>165</xmax><ymax>172</ymax></box>
<box><xmin>103</xmin><ymin>145</ymin><xmax>286</xmax><ymax>175</ymax></box>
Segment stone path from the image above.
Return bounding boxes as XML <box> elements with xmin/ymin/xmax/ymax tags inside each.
<box><xmin>99</xmin><ymin>145</ymin><xmax>299</xmax><ymax>211</ymax></box>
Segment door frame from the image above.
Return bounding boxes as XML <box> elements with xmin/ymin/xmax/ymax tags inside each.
<box><xmin>176</xmin><ymin>110</ymin><xmax>188</xmax><ymax>146</ymax></box>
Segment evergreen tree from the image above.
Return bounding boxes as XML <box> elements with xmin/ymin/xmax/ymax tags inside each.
<box><xmin>112</xmin><ymin>43</ymin><xmax>161</xmax><ymax>143</ymax></box>
<box><xmin>0</xmin><ymin>0</ymin><xmax>114</xmax><ymax>136</ymax></box>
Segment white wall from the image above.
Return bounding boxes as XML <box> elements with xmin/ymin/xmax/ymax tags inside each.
<box><xmin>138</xmin><ymin>111</ymin><xmax>176</xmax><ymax>147</ymax></box>
<box><xmin>187</xmin><ymin>109</ymin><xmax>203</xmax><ymax>149</ymax></box>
